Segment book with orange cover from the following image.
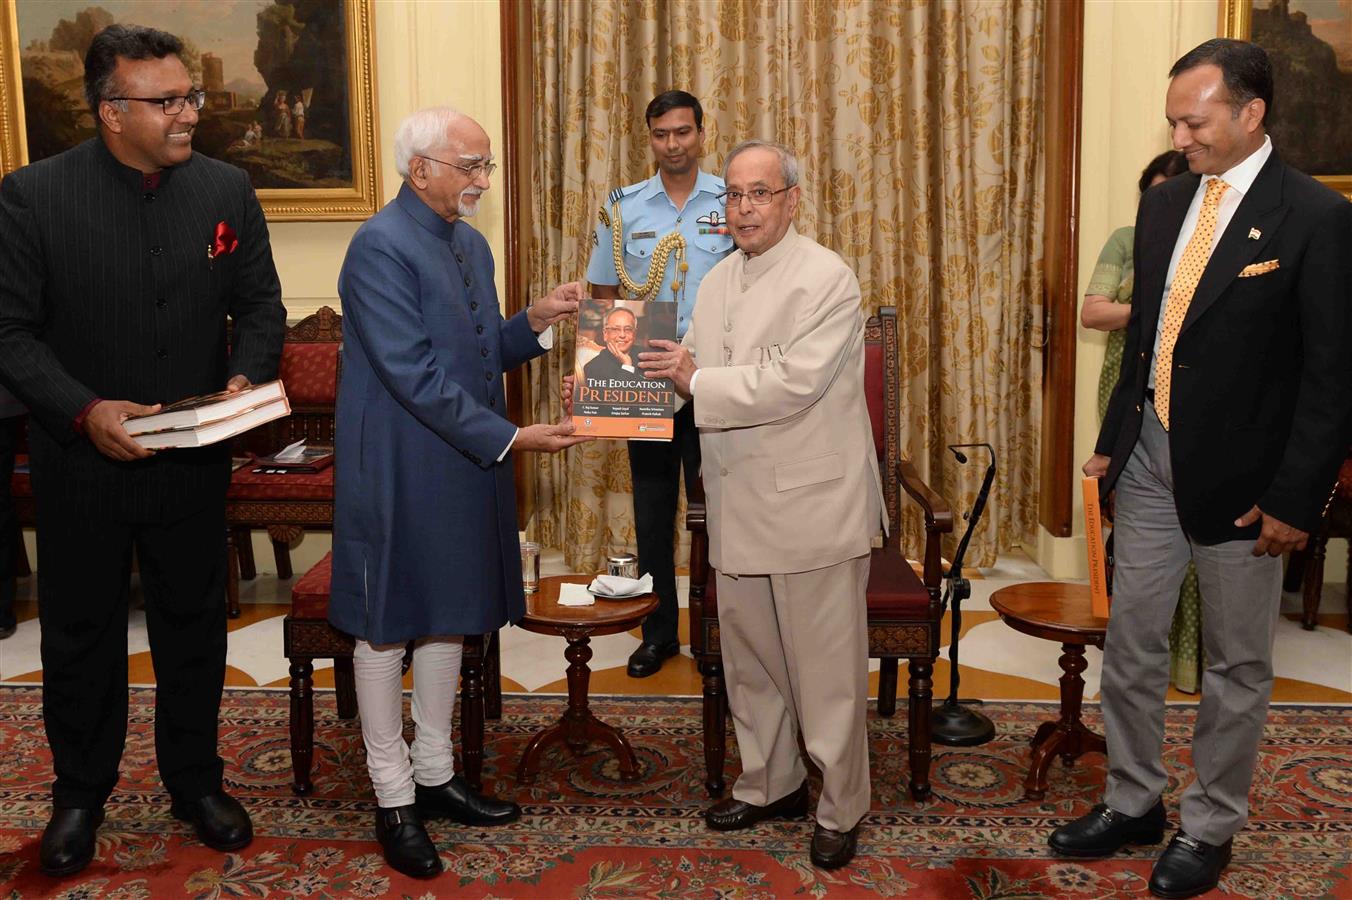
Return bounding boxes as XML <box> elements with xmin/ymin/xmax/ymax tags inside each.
<box><xmin>1083</xmin><ymin>476</ymin><xmax>1111</xmax><ymax>618</ymax></box>
<box><xmin>572</xmin><ymin>299</ymin><xmax>677</xmax><ymax>440</ymax></box>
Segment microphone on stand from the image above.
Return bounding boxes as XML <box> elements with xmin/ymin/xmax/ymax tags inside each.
<box><xmin>930</xmin><ymin>442</ymin><xmax>997</xmax><ymax>747</ymax></box>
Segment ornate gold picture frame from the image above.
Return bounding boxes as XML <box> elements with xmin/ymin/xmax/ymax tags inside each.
<box><xmin>1220</xmin><ymin>0</ymin><xmax>1352</xmax><ymax>200</ymax></box>
<box><xmin>0</xmin><ymin>0</ymin><xmax>381</xmax><ymax>221</ymax></box>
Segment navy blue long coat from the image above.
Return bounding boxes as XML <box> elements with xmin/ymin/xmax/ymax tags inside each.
<box><xmin>328</xmin><ymin>185</ymin><xmax>546</xmax><ymax>643</ymax></box>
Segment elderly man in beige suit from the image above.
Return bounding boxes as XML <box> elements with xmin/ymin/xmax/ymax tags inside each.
<box><xmin>641</xmin><ymin>139</ymin><xmax>884</xmax><ymax>870</ymax></box>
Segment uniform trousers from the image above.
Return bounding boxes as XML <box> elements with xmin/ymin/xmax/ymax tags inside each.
<box><xmin>353</xmin><ymin>636</ymin><xmax>464</xmax><ymax>807</ymax></box>
<box><xmin>37</xmin><ymin>495</ymin><xmax>228</xmax><ymax>809</ymax></box>
<box><xmin>716</xmin><ymin>554</ymin><xmax>871</xmax><ymax>832</ymax></box>
<box><xmin>1101</xmin><ymin>399</ymin><xmax>1282</xmax><ymax>844</ymax></box>
<box><xmin>629</xmin><ymin>402</ymin><xmax>700</xmax><ymax>646</ymax></box>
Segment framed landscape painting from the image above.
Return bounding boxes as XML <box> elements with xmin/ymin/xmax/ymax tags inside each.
<box><xmin>0</xmin><ymin>0</ymin><xmax>380</xmax><ymax>220</ymax></box>
<box><xmin>1221</xmin><ymin>0</ymin><xmax>1352</xmax><ymax>199</ymax></box>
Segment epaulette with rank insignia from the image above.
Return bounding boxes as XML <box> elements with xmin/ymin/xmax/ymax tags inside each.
<box><xmin>608</xmin><ymin>180</ymin><xmax>645</xmax><ymax>206</ymax></box>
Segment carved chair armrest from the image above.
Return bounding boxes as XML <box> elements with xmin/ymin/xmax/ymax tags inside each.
<box><xmin>897</xmin><ymin>459</ymin><xmax>954</xmax><ymax>593</ymax></box>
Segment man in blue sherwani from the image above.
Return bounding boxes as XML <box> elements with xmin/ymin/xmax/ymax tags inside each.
<box><xmin>330</xmin><ymin>106</ymin><xmax>589</xmax><ymax>880</ymax></box>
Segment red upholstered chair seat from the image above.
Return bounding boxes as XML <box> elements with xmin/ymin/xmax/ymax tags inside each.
<box><xmin>1337</xmin><ymin>456</ymin><xmax>1352</xmax><ymax>501</ymax></box>
<box><xmin>290</xmin><ymin>550</ymin><xmax>334</xmax><ymax>618</ymax></box>
<box><xmin>867</xmin><ymin>547</ymin><xmax>933</xmax><ymax>616</ymax></box>
<box><xmin>10</xmin><ymin>455</ymin><xmax>29</xmax><ymax>498</ymax></box>
<box><xmin>227</xmin><ymin>465</ymin><xmax>334</xmax><ymax>501</ymax></box>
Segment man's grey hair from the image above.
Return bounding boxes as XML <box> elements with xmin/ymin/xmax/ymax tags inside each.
<box><xmin>722</xmin><ymin>140</ymin><xmax>799</xmax><ymax>188</ymax></box>
<box><xmin>604</xmin><ymin>306</ymin><xmax>637</xmax><ymax>324</ymax></box>
<box><xmin>392</xmin><ymin>106</ymin><xmax>465</xmax><ymax>178</ymax></box>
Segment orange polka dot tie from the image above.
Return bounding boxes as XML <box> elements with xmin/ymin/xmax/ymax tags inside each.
<box><xmin>1155</xmin><ymin>177</ymin><xmax>1229</xmax><ymax>431</ymax></box>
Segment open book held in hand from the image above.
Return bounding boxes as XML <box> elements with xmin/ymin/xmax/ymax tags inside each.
<box><xmin>124</xmin><ymin>380</ymin><xmax>286</xmax><ymax>435</ymax></box>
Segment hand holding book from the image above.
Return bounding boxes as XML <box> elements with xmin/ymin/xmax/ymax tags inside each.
<box><xmin>638</xmin><ymin>339</ymin><xmax>697</xmax><ymax>398</ymax></box>
<box><xmin>85</xmin><ymin>399</ymin><xmax>163</xmax><ymax>462</ymax></box>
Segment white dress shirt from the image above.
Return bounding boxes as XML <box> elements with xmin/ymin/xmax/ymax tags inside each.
<box><xmin>1149</xmin><ymin>135</ymin><xmax>1273</xmax><ymax>388</ymax></box>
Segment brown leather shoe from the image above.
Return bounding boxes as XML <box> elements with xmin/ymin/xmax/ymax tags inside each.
<box><xmin>704</xmin><ymin>781</ymin><xmax>809</xmax><ymax>831</ymax></box>
<box><xmin>810</xmin><ymin>822</ymin><xmax>860</xmax><ymax>869</ymax></box>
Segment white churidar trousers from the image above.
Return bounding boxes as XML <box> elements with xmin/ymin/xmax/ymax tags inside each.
<box><xmin>353</xmin><ymin>635</ymin><xmax>464</xmax><ymax>808</ymax></box>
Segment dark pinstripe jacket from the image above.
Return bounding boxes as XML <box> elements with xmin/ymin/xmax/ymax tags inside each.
<box><xmin>0</xmin><ymin>138</ymin><xmax>285</xmax><ymax>521</ymax></box>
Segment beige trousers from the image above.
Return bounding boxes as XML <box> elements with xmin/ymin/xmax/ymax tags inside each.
<box><xmin>716</xmin><ymin>554</ymin><xmax>871</xmax><ymax>832</ymax></box>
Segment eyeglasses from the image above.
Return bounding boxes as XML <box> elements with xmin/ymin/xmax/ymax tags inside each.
<box><xmin>603</xmin><ymin>325</ymin><xmax>636</xmax><ymax>335</ymax></box>
<box><xmin>105</xmin><ymin>90</ymin><xmax>206</xmax><ymax>115</ymax></box>
<box><xmin>717</xmin><ymin>187</ymin><xmax>792</xmax><ymax>206</ymax></box>
<box><xmin>421</xmin><ymin>154</ymin><xmax>497</xmax><ymax>179</ymax></box>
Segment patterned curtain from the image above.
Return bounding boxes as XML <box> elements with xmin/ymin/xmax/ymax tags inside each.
<box><xmin>528</xmin><ymin>0</ymin><xmax>1044</xmax><ymax>570</ymax></box>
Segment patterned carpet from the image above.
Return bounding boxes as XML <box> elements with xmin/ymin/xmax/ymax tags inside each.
<box><xmin>0</xmin><ymin>687</ymin><xmax>1348</xmax><ymax>898</ymax></box>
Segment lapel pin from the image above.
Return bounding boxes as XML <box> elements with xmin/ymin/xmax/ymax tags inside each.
<box><xmin>1248</xmin><ymin>227</ymin><xmax>1261</xmax><ymax>240</ymax></box>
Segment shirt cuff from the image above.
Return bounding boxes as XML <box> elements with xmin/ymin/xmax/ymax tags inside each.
<box><xmin>497</xmin><ymin>427</ymin><xmax>518</xmax><ymax>463</ymax></box>
<box><xmin>537</xmin><ymin>325</ymin><xmax>554</xmax><ymax>350</ymax></box>
<box><xmin>688</xmin><ymin>369</ymin><xmax>701</xmax><ymax>394</ymax></box>
<box><xmin>73</xmin><ymin>397</ymin><xmax>103</xmax><ymax>434</ymax></box>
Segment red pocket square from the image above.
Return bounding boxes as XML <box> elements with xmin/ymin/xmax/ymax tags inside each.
<box><xmin>210</xmin><ymin>221</ymin><xmax>238</xmax><ymax>259</ymax></box>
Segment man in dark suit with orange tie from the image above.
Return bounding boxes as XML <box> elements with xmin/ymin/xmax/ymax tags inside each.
<box><xmin>0</xmin><ymin>25</ymin><xmax>284</xmax><ymax>877</ymax></box>
<box><xmin>1048</xmin><ymin>39</ymin><xmax>1352</xmax><ymax>899</ymax></box>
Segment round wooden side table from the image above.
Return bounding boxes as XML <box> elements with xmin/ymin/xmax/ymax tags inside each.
<box><xmin>989</xmin><ymin>581</ymin><xmax>1109</xmax><ymax>800</ymax></box>
<box><xmin>515</xmin><ymin>574</ymin><xmax>657</xmax><ymax>783</ymax></box>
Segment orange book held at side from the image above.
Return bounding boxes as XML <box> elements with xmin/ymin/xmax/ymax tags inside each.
<box><xmin>1083</xmin><ymin>476</ymin><xmax>1112</xmax><ymax>618</ymax></box>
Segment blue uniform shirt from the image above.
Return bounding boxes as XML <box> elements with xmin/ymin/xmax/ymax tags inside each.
<box><xmin>585</xmin><ymin>169</ymin><xmax>732</xmax><ymax>338</ymax></box>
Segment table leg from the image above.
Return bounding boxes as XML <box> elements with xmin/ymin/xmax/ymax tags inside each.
<box><xmin>517</xmin><ymin>634</ymin><xmax>641</xmax><ymax>783</ymax></box>
<box><xmin>1024</xmin><ymin>642</ymin><xmax>1106</xmax><ymax>800</ymax></box>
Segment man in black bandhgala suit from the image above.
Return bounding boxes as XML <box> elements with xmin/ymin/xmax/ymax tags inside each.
<box><xmin>0</xmin><ymin>25</ymin><xmax>285</xmax><ymax>878</ymax></box>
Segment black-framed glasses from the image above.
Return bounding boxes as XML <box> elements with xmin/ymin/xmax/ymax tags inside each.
<box><xmin>105</xmin><ymin>90</ymin><xmax>206</xmax><ymax>115</ymax></box>
<box><xmin>717</xmin><ymin>187</ymin><xmax>792</xmax><ymax>206</ymax></box>
<box><xmin>421</xmin><ymin>154</ymin><xmax>497</xmax><ymax>179</ymax></box>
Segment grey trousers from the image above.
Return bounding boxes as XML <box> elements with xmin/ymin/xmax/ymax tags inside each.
<box><xmin>716</xmin><ymin>555</ymin><xmax>871</xmax><ymax>833</ymax></box>
<box><xmin>1100</xmin><ymin>400</ymin><xmax>1281</xmax><ymax>845</ymax></box>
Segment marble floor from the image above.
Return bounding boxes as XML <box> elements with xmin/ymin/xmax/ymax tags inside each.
<box><xmin>3</xmin><ymin>544</ymin><xmax>1348</xmax><ymax>704</ymax></box>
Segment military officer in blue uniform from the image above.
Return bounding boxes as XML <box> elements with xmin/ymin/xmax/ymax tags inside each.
<box><xmin>584</xmin><ymin>90</ymin><xmax>733</xmax><ymax>677</ymax></box>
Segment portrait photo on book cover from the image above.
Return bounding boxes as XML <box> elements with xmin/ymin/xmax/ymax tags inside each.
<box><xmin>573</xmin><ymin>299</ymin><xmax>677</xmax><ymax>441</ymax></box>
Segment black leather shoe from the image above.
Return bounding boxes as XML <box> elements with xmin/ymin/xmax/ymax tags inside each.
<box><xmin>1048</xmin><ymin>800</ymin><xmax>1167</xmax><ymax>857</ymax></box>
<box><xmin>375</xmin><ymin>805</ymin><xmax>442</xmax><ymax>879</ymax></box>
<box><xmin>1148</xmin><ymin>832</ymin><xmax>1232</xmax><ymax>898</ymax></box>
<box><xmin>705</xmin><ymin>781</ymin><xmax>809</xmax><ymax>831</ymax></box>
<box><xmin>0</xmin><ymin>623</ymin><xmax>15</xmax><ymax>640</ymax></box>
<box><xmin>415</xmin><ymin>775</ymin><xmax>520</xmax><ymax>827</ymax></box>
<box><xmin>40</xmin><ymin>807</ymin><xmax>104</xmax><ymax>877</ymax></box>
<box><xmin>810</xmin><ymin>822</ymin><xmax>860</xmax><ymax>869</ymax></box>
<box><xmin>627</xmin><ymin>641</ymin><xmax>680</xmax><ymax>678</ymax></box>
<box><xmin>170</xmin><ymin>790</ymin><xmax>253</xmax><ymax>851</ymax></box>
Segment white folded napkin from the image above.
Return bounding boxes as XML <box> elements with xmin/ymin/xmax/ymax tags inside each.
<box><xmin>588</xmin><ymin>573</ymin><xmax>653</xmax><ymax>597</ymax></box>
<box><xmin>557</xmin><ymin>582</ymin><xmax>595</xmax><ymax>606</ymax></box>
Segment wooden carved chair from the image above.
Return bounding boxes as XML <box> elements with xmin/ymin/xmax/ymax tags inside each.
<box><xmin>285</xmin><ymin>552</ymin><xmax>503</xmax><ymax>795</ymax></box>
<box><xmin>686</xmin><ymin>306</ymin><xmax>953</xmax><ymax>801</ymax></box>
<box><xmin>1287</xmin><ymin>450</ymin><xmax>1352</xmax><ymax>632</ymax></box>
<box><xmin>226</xmin><ymin>306</ymin><xmax>342</xmax><ymax>616</ymax></box>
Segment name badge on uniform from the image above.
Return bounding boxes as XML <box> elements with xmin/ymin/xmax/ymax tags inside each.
<box><xmin>631</xmin><ymin>230</ymin><xmax>657</xmax><ymax>240</ymax></box>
